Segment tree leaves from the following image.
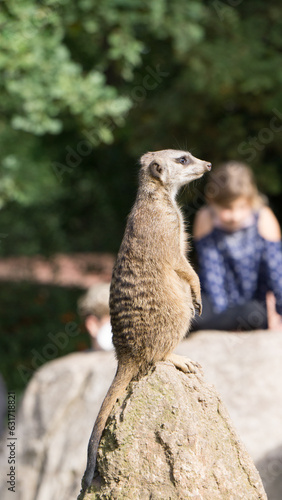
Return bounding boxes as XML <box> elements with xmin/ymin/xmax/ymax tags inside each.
<box><xmin>1</xmin><ymin>0</ymin><xmax>282</xmax><ymax>253</ymax></box>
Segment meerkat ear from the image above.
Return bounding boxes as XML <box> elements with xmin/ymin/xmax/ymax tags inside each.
<box><xmin>149</xmin><ymin>161</ymin><xmax>164</xmax><ymax>180</ymax></box>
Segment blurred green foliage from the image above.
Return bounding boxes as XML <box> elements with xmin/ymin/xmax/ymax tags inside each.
<box><xmin>0</xmin><ymin>282</ymin><xmax>89</xmax><ymax>393</ymax></box>
<box><xmin>0</xmin><ymin>0</ymin><xmax>282</xmax><ymax>255</ymax></box>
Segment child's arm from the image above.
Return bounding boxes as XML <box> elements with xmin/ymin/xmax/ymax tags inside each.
<box><xmin>266</xmin><ymin>292</ymin><xmax>282</xmax><ymax>330</ymax></box>
<box><xmin>258</xmin><ymin>206</ymin><xmax>281</xmax><ymax>242</ymax></box>
<box><xmin>262</xmin><ymin>241</ymin><xmax>282</xmax><ymax>315</ymax></box>
<box><xmin>259</xmin><ymin>207</ymin><xmax>282</xmax><ymax>317</ymax></box>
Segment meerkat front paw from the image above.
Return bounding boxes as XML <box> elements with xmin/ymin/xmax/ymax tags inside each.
<box><xmin>191</xmin><ymin>291</ymin><xmax>202</xmax><ymax>316</ymax></box>
<box><xmin>188</xmin><ymin>275</ymin><xmax>202</xmax><ymax>316</ymax></box>
<box><xmin>193</xmin><ymin>297</ymin><xmax>202</xmax><ymax>316</ymax></box>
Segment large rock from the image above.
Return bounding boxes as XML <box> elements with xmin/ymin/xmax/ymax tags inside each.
<box><xmin>84</xmin><ymin>362</ymin><xmax>266</xmax><ymax>499</ymax></box>
<box><xmin>176</xmin><ymin>330</ymin><xmax>282</xmax><ymax>499</ymax></box>
<box><xmin>1</xmin><ymin>330</ymin><xmax>281</xmax><ymax>500</ymax></box>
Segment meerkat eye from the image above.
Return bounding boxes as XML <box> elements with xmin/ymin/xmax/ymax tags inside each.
<box><xmin>177</xmin><ymin>156</ymin><xmax>190</xmax><ymax>165</ymax></box>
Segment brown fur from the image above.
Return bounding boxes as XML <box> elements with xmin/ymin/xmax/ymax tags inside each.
<box><xmin>79</xmin><ymin>149</ymin><xmax>211</xmax><ymax>498</ymax></box>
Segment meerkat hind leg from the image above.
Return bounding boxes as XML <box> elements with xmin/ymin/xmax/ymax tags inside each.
<box><xmin>166</xmin><ymin>353</ymin><xmax>200</xmax><ymax>374</ymax></box>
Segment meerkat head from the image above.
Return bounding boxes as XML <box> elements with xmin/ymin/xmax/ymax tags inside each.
<box><xmin>139</xmin><ymin>149</ymin><xmax>211</xmax><ymax>194</ymax></box>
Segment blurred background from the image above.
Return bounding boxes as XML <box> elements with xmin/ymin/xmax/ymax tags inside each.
<box><xmin>1</xmin><ymin>0</ymin><xmax>282</xmax><ymax>395</ymax></box>
<box><xmin>1</xmin><ymin>1</ymin><xmax>282</xmax><ymax>498</ymax></box>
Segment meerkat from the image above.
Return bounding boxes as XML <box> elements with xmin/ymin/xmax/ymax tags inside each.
<box><xmin>79</xmin><ymin>149</ymin><xmax>211</xmax><ymax>498</ymax></box>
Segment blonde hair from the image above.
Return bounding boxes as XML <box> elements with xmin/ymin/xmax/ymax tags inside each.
<box><xmin>78</xmin><ymin>283</ymin><xmax>110</xmax><ymax>319</ymax></box>
<box><xmin>204</xmin><ymin>161</ymin><xmax>265</xmax><ymax>208</ymax></box>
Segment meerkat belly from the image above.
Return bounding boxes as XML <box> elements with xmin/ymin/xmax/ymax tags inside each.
<box><xmin>110</xmin><ymin>261</ymin><xmax>192</xmax><ymax>363</ymax></box>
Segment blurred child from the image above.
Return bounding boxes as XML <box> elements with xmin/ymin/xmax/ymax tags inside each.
<box><xmin>191</xmin><ymin>161</ymin><xmax>282</xmax><ymax>331</ymax></box>
<box><xmin>78</xmin><ymin>282</ymin><xmax>113</xmax><ymax>350</ymax></box>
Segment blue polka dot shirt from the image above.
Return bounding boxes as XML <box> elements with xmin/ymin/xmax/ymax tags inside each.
<box><xmin>195</xmin><ymin>213</ymin><xmax>282</xmax><ymax>314</ymax></box>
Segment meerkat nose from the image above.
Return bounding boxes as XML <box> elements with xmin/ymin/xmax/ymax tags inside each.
<box><xmin>206</xmin><ymin>163</ymin><xmax>212</xmax><ymax>171</ymax></box>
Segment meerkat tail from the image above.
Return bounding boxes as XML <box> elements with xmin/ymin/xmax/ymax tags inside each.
<box><xmin>79</xmin><ymin>362</ymin><xmax>138</xmax><ymax>497</ymax></box>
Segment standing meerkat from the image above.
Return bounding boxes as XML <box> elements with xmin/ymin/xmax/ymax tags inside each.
<box><xmin>79</xmin><ymin>149</ymin><xmax>211</xmax><ymax>497</ymax></box>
